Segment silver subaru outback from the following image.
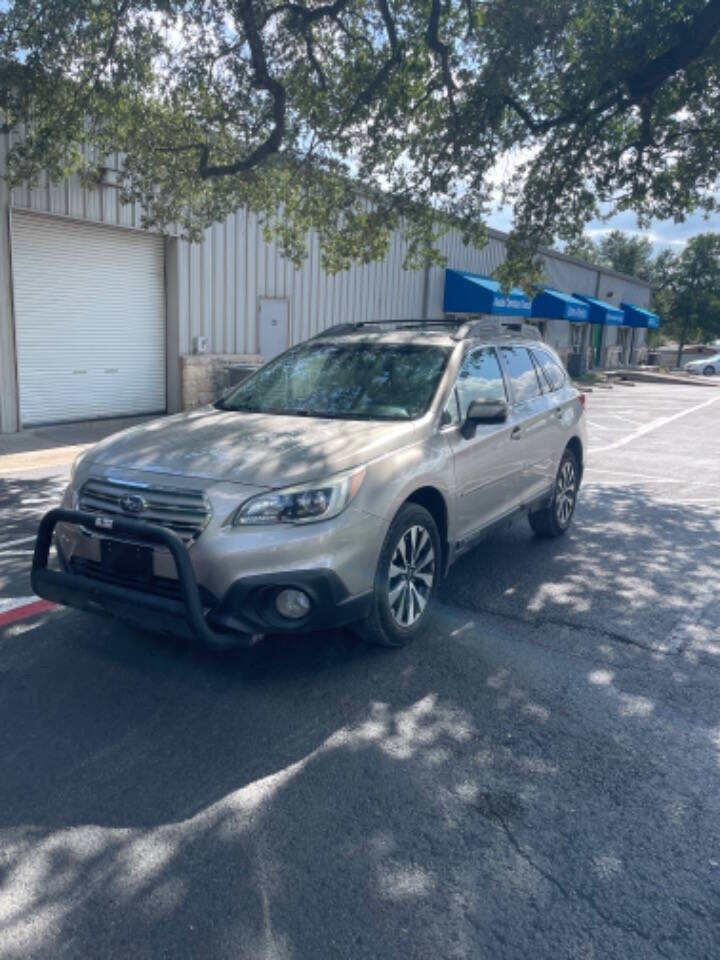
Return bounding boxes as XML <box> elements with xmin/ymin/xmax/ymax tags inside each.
<box><xmin>33</xmin><ymin>320</ymin><xmax>587</xmax><ymax>649</ymax></box>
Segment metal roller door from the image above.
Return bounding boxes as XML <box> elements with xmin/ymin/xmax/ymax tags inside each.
<box><xmin>11</xmin><ymin>212</ymin><xmax>166</xmax><ymax>426</ymax></box>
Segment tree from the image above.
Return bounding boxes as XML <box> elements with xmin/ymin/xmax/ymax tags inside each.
<box><xmin>1</xmin><ymin>0</ymin><xmax>719</xmax><ymax>280</ymax></box>
<box><xmin>563</xmin><ymin>229</ymin><xmax>653</xmax><ymax>278</ymax></box>
<box><xmin>646</xmin><ymin>235</ymin><xmax>720</xmax><ymax>363</ymax></box>
<box><xmin>597</xmin><ymin>231</ymin><xmax>654</xmax><ymax>282</ymax></box>
<box><xmin>563</xmin><ymin>236</ymin><xmax>600</xmax><ymax>263</ymax></box>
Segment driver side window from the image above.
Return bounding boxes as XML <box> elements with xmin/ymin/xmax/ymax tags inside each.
<box><xmin>456</xmin><ymin>347</ymin><xmax>507</xmax><ymax>419</ymax></box>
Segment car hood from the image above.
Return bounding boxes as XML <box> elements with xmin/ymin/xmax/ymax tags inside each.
<box><xmin>85</xmin><ymin>407</ymin><xmax>418</xmax><ymax>486</ymax></box>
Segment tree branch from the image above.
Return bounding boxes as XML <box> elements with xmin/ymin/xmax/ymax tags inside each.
<box><xmin>426</xmin><ymin>0</ymin><xmax>455</xmax><ymax>114</ymax></box>
<box><xmin>272</xmin><ymin>0</ymin><xmax>353</xmax><ymax>26</ymax></box>
<box><xmin>624</xmin><ymin>0</ymin><xmax>720</xmax><ymax>100</ymax></box>
<box><xmin>502</xmin><ymin>0</ymin><xmax>720</xmax><ymax>136</ymax></box>
<box><xmin>340</xmin><ymin>0</ymin><xmax>402</xmax><ymax>129</ymax></box>
<box><xmin>199</xmin><ymin>0</ymin><xmax>286</xmax><ymax>178</ymax></box>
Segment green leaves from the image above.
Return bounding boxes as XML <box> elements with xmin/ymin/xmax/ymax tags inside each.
<box><xmin>1</xmin><ymin>0</ymin><xmax>718</xmax><ymax>287</ymax></box>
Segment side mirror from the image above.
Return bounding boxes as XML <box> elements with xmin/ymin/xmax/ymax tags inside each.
<box><xmin>461</xmin><ymin>398</ymin><xmax>509</xmax><ymax>438</ymax></box>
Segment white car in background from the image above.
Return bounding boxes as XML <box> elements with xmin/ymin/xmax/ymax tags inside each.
<box><xmin>684</xmin><ymin>354</ymin><xmax>720</xmax><ymax>376</ymax></box>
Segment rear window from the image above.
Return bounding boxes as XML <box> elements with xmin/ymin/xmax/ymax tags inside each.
<box><xmin>533</xmin><ymin>348</ymin><xmax>567</xmax><ymax>392</ymax></box>
<box><xmin>498</xmin><ymin>346</ymin><xmax>543</xmax><ymax>403</ymax></box>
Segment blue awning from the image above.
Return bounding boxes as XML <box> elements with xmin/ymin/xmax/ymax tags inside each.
<box><xmin>621</xmin><ymin>302</ymin><xmax>660</xmax><ymax>329</ymax></box>
<box><xmin>443</xmin><ymin>269</ymin><xmax>531</xmax><ymax>317</ymax></box>
<box><xmin>531</xmin><ymin>288</ymin><xmax>590</xmax><ymax>322</ymax></box>
<box><xmin>573</xmin><ymin>294</ymin><xmax>624</xmax><ymax>326</ymax></box>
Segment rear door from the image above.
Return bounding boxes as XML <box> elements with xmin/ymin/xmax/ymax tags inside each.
<box><xmin>445</xmin><ymin>345</ymin><xmax>520</xmax><ymax>541</ymax></box>
<box><xmin>497</xmin><ymin>344</ymin><xmax>556</xmax><ymax>504</ymax></box>
<box><xmin>531</xmin><ymin>346</ymin><xmax>573</xmax><ymax>477</ymax></box>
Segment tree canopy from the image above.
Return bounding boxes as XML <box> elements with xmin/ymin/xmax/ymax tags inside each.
<box><xmin>652</xmin><ymin>234</ymin><xmax>720</xmax><ymax>359</ymax></box>
<box><xmin>564</xmin><ymin>230</ymin><xmax>654</xmax><ymax>281</ymax></box>
<box><xmin>1</xmin><ymin>0</ymin><xmax>719</xmax><ymax>280</ymax></box>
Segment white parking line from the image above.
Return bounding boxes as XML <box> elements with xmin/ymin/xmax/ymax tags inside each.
<box><xmin>0</xmin><ymin>596</ymin><xmax>39</xmax><ymax>614</ymax></box>
<box><xmin>589</xmin><ymin>394</ymin><xmax>720</xmax><ymax>454</ymax></box>
<box><xmin>0</xmin><ymin>534</ymin><xmax>37</xmax><ymax>551</ymax></box>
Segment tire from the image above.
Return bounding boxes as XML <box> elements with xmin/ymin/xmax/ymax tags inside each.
<box><xmin>703</xmin><ymin>365</ymin><xmax>716</xmax><ymax>377</ymax></box>
<box><xmin>529</xmin><ymin>448</ymin><xmax>579</xmax><ymax>539</ymax></box>
<box><xmin>353</xmin><ymin>503</ymin><xmax>441</xmax><ymax>648</ymax></box>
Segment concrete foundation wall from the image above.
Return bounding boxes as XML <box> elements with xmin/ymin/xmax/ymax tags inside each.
<box><xmin>180</xmin><ymin>354</ymin><xmax>263</xmax><ymax>410</ymax></box>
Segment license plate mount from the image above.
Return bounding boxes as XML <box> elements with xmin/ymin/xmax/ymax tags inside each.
<box><xmin>100</xmin><ymin>540</ymin><xmax>153</xmax><ymax>581</ymax></box>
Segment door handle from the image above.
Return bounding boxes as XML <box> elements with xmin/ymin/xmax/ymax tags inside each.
<box><xmin>511</xmin><ymin>426</ymin><xmax>523</xmax><ymax>440</ymax></box>
<box><xmin>554</xmin><ymin>406</ymin><xmax>564</xmax><ymax>418</ymax></box>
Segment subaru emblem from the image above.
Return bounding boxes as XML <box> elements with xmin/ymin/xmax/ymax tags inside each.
<box><xmin>120</xmin><ymin>493</ymin><xmax>146</xmax><ymax>515</ymax></box>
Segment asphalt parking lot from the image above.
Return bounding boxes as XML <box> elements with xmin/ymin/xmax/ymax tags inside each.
<box><xmin>1</xmin><ymin>382</ymin><xmax>720</xmax><ymax>960</ymax></box>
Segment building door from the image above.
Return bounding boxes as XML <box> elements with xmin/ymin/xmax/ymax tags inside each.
<box><xmin>11</xmin><ymin>212</ymin><xmax>166</xmax><ymax>426</ymax></box>
<box><xmin>258</xmin><ymin>298</ymin><xmax>289</xmax><ymax>361</ymax></box>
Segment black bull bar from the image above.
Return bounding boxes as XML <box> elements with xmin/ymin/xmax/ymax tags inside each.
<box><xmin>31</xmin><ymin>508</ymin><xmax>253</xmax><ymax>649</ymax></box>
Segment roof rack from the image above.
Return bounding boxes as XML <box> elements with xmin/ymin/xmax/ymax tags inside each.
<box><xmin>452</xmin><ymin>320</ymin><xmax>543</xmax><ymax>342</ymax></box>
<box><xmin>312</xmin><ymin>317</ymin><xmax>543</xmax><ymax>342</ymax></box>
<box><xmin>312</xmin><ymin>319</ymin><xmax>459</xmax><ymax>339</ymax></box>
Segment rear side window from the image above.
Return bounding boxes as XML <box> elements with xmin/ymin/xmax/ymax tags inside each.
<box><xmin>533</xmin><ymin>348</ymin><xmax>567</xmax><ymax>392</ymax></box>
<box><xmin>499</xmin><ymin>346</ymin><xmax>543</xmax><ymax>403</ymax></box>
<box><xmin>456</xmin><ymin>347</ymin><xmax>507</xmax><ymax>418</ymax></box>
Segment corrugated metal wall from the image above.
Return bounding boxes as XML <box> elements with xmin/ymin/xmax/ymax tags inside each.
<box><xmin>3</xmin><ymin>129</ymin><xmax>150</xmax><ymax>232</ymax></box>
<box><xmin>541</xmin><ymin>254</ymin><xmax>598</xmax><ymax>297</ymax></box>
<box><xmin>172</xmin><ymin>208</ymin><xmax>426</xmax><ymax>355</ymax></box>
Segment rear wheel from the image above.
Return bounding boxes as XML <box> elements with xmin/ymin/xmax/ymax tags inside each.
<box><xmin>529</xmin><ymin>448</ymin><xmax>579</xmax><ymax>538</ymax></box>
<box><xmin>703</xmin><ymin>365</ymin><xmax>716</xmax><ymax>376</ymax></box>
<box><xmin>354</xmin><ymin>503</ymin><xmax>440</xmax><ymax>648</ymax></box>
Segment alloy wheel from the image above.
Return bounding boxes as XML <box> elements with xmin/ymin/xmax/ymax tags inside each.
<box><xmin>555</xmin><ymin>459</ymin><xmax>577</xmax><ymax>527</ymax></box>
<box><xmin>387</xmin><ymin>524</ymin><xmax>436</xmax><ymax>627</ymax></box>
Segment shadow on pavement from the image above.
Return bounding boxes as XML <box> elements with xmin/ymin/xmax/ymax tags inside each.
<box><xmin>0</xmin><ymin>485</ymin><xmax>719</xmax><ymax>958</ymax></box>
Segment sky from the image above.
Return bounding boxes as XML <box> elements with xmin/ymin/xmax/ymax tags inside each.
<box><xmin>487</xmin><ymin>180</ymin><xmax>720</xmax><ymax>255</ymax></box>
<box><xmin>485</xmin><ymin>144</ymin><xmax>719</xmax><ymax>254</ymax></box>
<box><xmin>488</xmin><ymin>203</ymin><xmax>719</xmax><ymax>255</ymax></box>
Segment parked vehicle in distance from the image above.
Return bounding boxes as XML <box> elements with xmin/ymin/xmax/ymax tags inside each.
<box><xmin>684</xmin><ymin>353</ymin><xmax>720</xmax><ymax>376</ymax></box>
<box><xmin>33</xmin><ymin>320</ymin><xmax>587</xmax><ymax>649</ymax></box>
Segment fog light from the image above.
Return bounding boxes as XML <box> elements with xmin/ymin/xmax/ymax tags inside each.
<box><xmin>275</xmin><ymin>588</ymin><xmax>312</xmax><ymax>620</ymax></box>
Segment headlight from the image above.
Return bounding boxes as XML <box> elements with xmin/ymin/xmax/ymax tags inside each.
<box><xmin>231</xmin><ymin>467</ymin><xmax>365</xmax><ymax>526</ymax></box>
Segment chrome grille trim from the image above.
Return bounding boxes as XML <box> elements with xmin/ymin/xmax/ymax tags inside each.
<box><xmin>78</xmin><ymin>477</ymin><xmax>212</xmax><ymax>543</ymax></box>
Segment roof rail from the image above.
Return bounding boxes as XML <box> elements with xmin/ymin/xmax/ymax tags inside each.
<box><xmin>312</xmin><ymin>319</ymin><xmax>460</xmax><ymax>339</ymax></box>
<box><xmin>312</xmin><ymin>317</ymin><xmax>543</xmax><ymax>341</ymax></box>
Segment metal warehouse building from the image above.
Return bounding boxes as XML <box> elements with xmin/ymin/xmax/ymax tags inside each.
<box><xmin>0</xmin><ymin>135</ymin><xmax>654</xmax><ymax>434</ymax></box>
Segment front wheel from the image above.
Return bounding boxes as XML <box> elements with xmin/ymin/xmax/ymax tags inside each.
<box><xmin>353</xmin><ymin>503</ymin><xmax>441</xmax><ymax>648</ymax></box>
<box><xmin>703</xmin><ymin>365</ymin><xmax>716</xmax><ymax>377</ymax></box>
<box><xmin>529</xmin><ymin>448</ymin><xmax>579</xmax><ymax>538</ymax></box>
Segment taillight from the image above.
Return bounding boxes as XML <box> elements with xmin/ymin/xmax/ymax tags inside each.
<box><xmin>578</xmin><ymin>392</ymin><xmax>586</xmax><ymax>411</ymax></box>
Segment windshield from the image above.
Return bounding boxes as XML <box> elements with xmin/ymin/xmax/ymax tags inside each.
<box><xmin>217</xmin><ymin>341</ymin><xmax>451</xmax><ymax>420</ymax></box>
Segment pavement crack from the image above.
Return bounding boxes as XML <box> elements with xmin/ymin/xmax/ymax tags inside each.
<box><xmin>476</xmin><ymin>795</ymin><xmax>666</xmax><ymax>950</ymax></box>
<box><xmin>448</xmin><ymin>600</ymin><xmax>653</xmax><ymax>652</ymax></box>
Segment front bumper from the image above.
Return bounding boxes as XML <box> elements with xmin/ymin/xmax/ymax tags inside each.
<box><xmin>32</xmin><ymin>509</ymin><xmax>373</xmax><ymax>647</ymax></box>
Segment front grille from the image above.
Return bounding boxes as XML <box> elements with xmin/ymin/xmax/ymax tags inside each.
<box><xmin>78</xmin><ymin>477</ymin><xmax>211</xmax><ymax>543</ymax></box>
<box><xmin>70</xmin><ymin>556</ymin><xmax>218</xmax><ymax>607</ymax></box>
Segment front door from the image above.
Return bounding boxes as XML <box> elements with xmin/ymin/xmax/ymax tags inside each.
<box><xmin>446</xmin><ymin>345</ymin><xmax>520</xmax><ymax>542</ymax></box>
<box><xmin>258</xmin><ymin>298</ymin><xmax>289</xmax><ymax>361</ymax></box>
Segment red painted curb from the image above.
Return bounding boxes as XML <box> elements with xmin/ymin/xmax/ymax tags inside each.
<box><xmin>0</xmin><ymin>599</ymin><xmax>58</xmax><ymax>628</ymax></box>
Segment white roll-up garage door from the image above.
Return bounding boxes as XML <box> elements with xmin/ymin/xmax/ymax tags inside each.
<box><xmin>11</xmin><ymin>212</ymin><xmax>166</xmax><ymax>426</ymax></box>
